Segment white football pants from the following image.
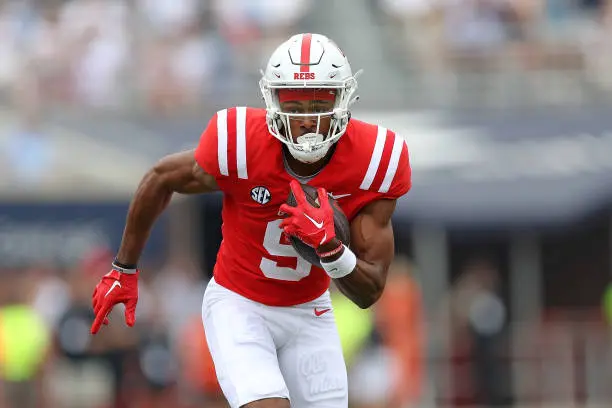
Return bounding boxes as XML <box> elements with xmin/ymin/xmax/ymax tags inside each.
<box><xmin>202</xmin><ymin>278</ymin><xmax>348</xmax><ymax>408</ymax></box>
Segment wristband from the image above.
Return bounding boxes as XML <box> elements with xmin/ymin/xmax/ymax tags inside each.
<box><xmin>316</xmin><ymin>242</ymin><xmax>344</xmax><ymax>259</ymax></box>
<box><xmin>112</xmin><ymin>259</ymin><xmax>138</xmax><ymax>274</ymax></box>
<box><xmin>321</xmin><ymin>246</ymin><xmax>357</xmax><ymax>279</ymax></box>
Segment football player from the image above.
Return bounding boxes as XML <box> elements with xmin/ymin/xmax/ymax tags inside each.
<box><xmin>91</xmin><ymin>33</ymin><xmax>411</xmax><ymax>408</ymax></box>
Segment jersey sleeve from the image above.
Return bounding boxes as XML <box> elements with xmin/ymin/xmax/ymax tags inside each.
<box><xmin>194</xmin><ymin>112</ymin><xmax>221</xmax><ymax>178</ymax></box>
<box><xmin>194</xmin><ymin>107</ymin><xmax>249</xmax><ymax>182</ymax></box>
<box><xmin>356</xmin><ymin>126</ymin><xmax>412</xmax><ymax>200</ymax></box>
<box><xmin>379</xmin><ymin>138</ymin><xmax>411</xmax><ymax>199</ymax></box>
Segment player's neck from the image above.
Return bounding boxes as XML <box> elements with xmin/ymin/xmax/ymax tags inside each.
<box><xmin>283</xmin><ymin>145</ymin><xmax>336</xmax><ymax>178</ymax></box>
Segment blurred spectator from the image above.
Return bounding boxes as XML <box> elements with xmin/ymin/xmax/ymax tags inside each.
<box><xmin>444</xmin><ymin>0</ymin><xmax>512</xmax><ymax>53</ymax></box>
<box><xmin>137</xmin><ymin>0</ymin><xmax>201</xmax><ymax>36</ymax></box>
<box><xmin>345</xmin><ymin>256</ymin><xmax>425</xmax><ymax>408</ymax></box>
<box><xmin>440</xmin><ymin>0</ymin><xmax>538</xmax><ymax>82</ymax></box>
<box><xmin>151</xmin><ymin>257</ymin><xmax>206</xmax><ymax>345</ymax></box>
<box><xmin>29</xmin><ymin>265</ymin><xmax>70</xmax><ymax>331</ymax></box>
<box><xmin>211</xmin><ymin>0</ymin><xmax>312</xmax><ymax>89</ymax></box>
<box><xmin>61</xmin><ymin>0</ymin><xmax>131</xmax><ymax>108</ymax></box>
<box><xmin>0</xmin><ymin>272</ymin><xmax>50</xmax><ymax>408</ymax></box>
<box><xmin>374</xmin><ymin>257</ymin><xmax>425</xmax><ymax>408</ymax></box>
<box><xmin>331</xmin><ymin>285</ymin><xmax>376</xmax><ymax>407</ymax></box>
<box><xmin>0</xmin><ymin>1</ymin><xmax>27</xmax><ymax>90</ymax></box>
<box><xmin>331</xmin><ymin>286</ymin><xmax>374</xmax><ymax>368</ymax></box>
<box><xmin>348</xmin><ymin>346</ymin><xmax>399</xmax><ymax>408</ymax></box>
<box><xmin>449</xmin><ymin>257</ymin><xmax>510</xmax><ymax>407</ymax></box>
<box><xmin>583</xmin><ymin>1</ymin><xmax>612</xmax><ymax>90</ymax></box>
<box><xmin>378</xmin><ymin>0</ymin><xmax>447</xmax><ymax>80</ymax></box>
<box><xmin>135</xmin><ymin>301</ymin><xmax>178</xmax><ymax>408</ymax></box>
<box><xmin>177</xmin><ymin>314</ymin><xmax>225</xmax><ymax>407</ymax></box>
<box><xmin>20</xmin><ymin>0</ymin><xmax>77</xmax><ymax>106</ymax></box>
<box><xmin>138</xmin><ymin>19</ymin><xmax>217</xmax><ymax>114</ymax></box>
<box><xmin>137</xmin><ymin>1</ymin><xmax>217</xmax><ymax>114</ymax></box>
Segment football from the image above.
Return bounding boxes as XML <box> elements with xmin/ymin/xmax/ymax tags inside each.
<box><xmin>286</xmin><ymin>183</ymin><xmax>351</xmax><ymax>267</ymax></box>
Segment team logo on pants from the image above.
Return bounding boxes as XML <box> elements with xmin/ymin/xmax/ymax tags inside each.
<box><xmin>251</xmin><ymin>186</ymin><xmax>271</xmax><ymax>205</ymax></box>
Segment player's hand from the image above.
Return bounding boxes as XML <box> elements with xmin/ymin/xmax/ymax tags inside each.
<box><xmin>91</xmin><ymin>267</ymin><xmax>139</xmax><ymax>334</ymax></box>
<box><xmin>279</xmin><ymin>180</ymin><xmax>336</xmax><ymax>249</ymax></box>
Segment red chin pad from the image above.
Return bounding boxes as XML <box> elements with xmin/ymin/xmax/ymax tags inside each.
<box><xmin>278</xmin><ymin>88</ymin><xmax>336</xmax><ymax>103</ymax></box>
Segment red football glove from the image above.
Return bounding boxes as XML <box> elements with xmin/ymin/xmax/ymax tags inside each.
<box><xmin>91</xmin><ymin>268</ymin><xmax>139</xmax><ymax>334</ymax></box>
<box><xmin>279</xmin><ymin>180</ymin><xmax>336</xmax><ymax>249</ymax></box>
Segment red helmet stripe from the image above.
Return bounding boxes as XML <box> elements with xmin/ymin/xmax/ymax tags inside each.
<box><xmin>300</xmin><ymin>33</ymin><xmax>312</xmax><ymax>72</ymax></box>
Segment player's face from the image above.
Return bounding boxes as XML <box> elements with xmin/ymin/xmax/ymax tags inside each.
<box><xmin>280</xmin><ymin>99</ymin><xmax>334</xmax><ymax>142</ymax></box>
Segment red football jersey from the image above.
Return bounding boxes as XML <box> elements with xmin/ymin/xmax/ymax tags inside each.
<box><xmin>194</xmin><ymin>107</ymin><xmax>411</xmax><ymax>306</ymax></box>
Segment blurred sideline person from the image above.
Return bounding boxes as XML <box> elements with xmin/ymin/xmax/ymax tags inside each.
<box><xmin>0</xmin><ymin>273</ymin><xmax>50</xmax><ymax>408</ymax></box>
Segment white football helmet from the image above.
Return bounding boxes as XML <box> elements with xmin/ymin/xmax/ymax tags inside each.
<box><xmin>260</xmin><ymin>33</ymin><xmax>361</xmax><ymax>163</ymax></box>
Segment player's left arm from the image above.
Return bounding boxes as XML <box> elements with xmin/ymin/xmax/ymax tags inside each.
<box><xmin>324</xmin><ymin>199</ymin><xmax>397</xmax><ymax>309</ymax></box>
<box><xmin>324</xmin><ymin>134</ymin><xmax>411</xmax><ymax>309</ymax></box>
<box><xmin>283</xmin><ymin>133</ymin><xmax>411</xmax><ymax>308</ymax></box>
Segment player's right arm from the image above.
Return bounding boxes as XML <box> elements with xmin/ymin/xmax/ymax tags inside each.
<box><xmin>91</xmin><ymin>149</ymin><xmax>217</xmax><ymax>334</ymax></box>
<box><xmin>115</xmin><ymin>149</ymin><xmax>218</xmax><ymax>265</ymax></box>
<box><xmin>92</xmin><ymin>110</ymin><xmax>232</xmax><ymax>334</ymax></box>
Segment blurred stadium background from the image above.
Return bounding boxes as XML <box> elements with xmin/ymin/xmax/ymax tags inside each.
<box><xmin>1</xmin><ymin>0</ymin><xmax>612</xmax><ymax>407</ymax></box>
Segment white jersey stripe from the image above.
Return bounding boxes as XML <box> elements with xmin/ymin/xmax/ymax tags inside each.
<box><xmin>236</xmin><ymin>107</ymin><xmax>248</xmax><ymax>179</ymax></box>
<box><xmin>360</xmin><ymin>126</ymin><xmax>387</xmax><ymax>190</ymax></box>
<box><xmin>379</xmin><ymin>137</ymin><xmax>405</xmax><ymax>193</ymax></box>
<box><xmin>217</xmin><ymin>109</ymin><xmax>229</xmax><ymax>176</ymax></box>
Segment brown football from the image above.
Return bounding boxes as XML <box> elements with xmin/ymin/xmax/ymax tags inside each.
<box><xmin>286</xmin><ymin>183</ymin><xmax>351</xmax><ymax>267</ymax></box>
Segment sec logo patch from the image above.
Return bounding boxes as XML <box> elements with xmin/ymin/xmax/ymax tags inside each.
<box><xmin>251</xmin><ymin>186</ymin><xmax>271</xmax><ymax>205</ymax></box>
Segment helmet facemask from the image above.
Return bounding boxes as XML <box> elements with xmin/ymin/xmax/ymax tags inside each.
<box><xmin>260</xmin><ymin>79</ymin><xmax>359</xmax><ymax>163</ymax></box>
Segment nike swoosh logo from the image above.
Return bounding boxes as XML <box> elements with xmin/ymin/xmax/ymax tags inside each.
<box><xmin>105</xmin><ymin>281</ymin><xmax>121</xmax><ymax>297</ymax></box>
<box><xmin>314</xmin><ymin>308</ymin><xmax>331</xmax><ymax>317</ymax></box>
<box><xmin>304</xmin><ymin>213</ymin><xmax>324</xmax><ymax>229</ymax></box>
<box><xmin>329</xmin><ymin>193</ymin><xmax>351</xmax><ymax>200</ymax></box>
